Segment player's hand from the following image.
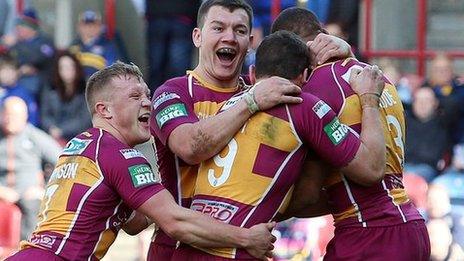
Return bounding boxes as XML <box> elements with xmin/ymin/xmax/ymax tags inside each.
<box><xmin>244</xmin><ymin>222</ymin><xmax>276</xmax><ymax>260</ymax></box>
<box><xmin>253</xmin><ymin>76</ymin><xmax>302</xmax><ymax>111</ymax></box>
<box><xmin>308</xmin><ymin>33</ymin><xmax>353</xmax><ymax>65</ymax></box>
<box><xmin>349</xmin><ymin>65</ymin><xmax>385</xmax><ymax>96</ymax></box>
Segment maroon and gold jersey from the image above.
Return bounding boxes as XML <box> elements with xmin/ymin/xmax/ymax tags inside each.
<box><xmin>303</xmin><ymin>58</ymin><xmax>423</xmax><ymax>228</ymax></box>
<box><xmin>150</xmin><ymin>72</ymin><xmax>247</xmax><ymax>247</ymax></box>
<box><xmin>20</xmin><ymin>128</ymin><xmax>163</xmax><ymax>260</ymax></box>
<box><xmin>189</xmin><ymin>91</ymin><xmax>361</xmax><ymax>259</ymax></box>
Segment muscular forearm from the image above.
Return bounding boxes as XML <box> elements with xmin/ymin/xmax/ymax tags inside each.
<box><xmin>169</xmin><ymin>100</ymin><xmax>252</xmax><ymax>165</ymax></box>
<box><xmin>343</xmin><ymin>94</ymin><xmax>386</xmax><ymax>185</ymax></box>
<box><xmin>292</xmin><ymin>192</ymin><xmax>331</xmax><ymax>218</ymax></box>
<box><xmin>167</xmin><ymin>207</ymin><xmax>251</xmax><ymax>248</ymax></box>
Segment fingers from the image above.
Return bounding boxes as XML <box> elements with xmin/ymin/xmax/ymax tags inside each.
<box><xmin>265</xmin><ymin>221</ymin><xmax>276</xmax><ymax>231</ymax></box>
<box><xmin>349</xmin><ymin>67</ymin><xmax>362</xmax><ymax>83</ymax></box>
<box><xmin>265</xmin><ymin>250</ymin><xmax>274</xmax><ymax>258</ymax></box>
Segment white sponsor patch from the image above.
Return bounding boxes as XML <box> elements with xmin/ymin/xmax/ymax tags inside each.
<box><xmin>191</xmin><ymin>199</ymin><xmax>239</xmax><ymax>223</ymax></box>
<box><xmin>312</xmin><ymin>100</ymin><xmax>331</xmax><ymax>119</ymax></box>
<box><xmin>31</xmin><ymin>234</ymin><xmax>57</xmax><ymax>248</ymax></box>
<box><xmin>62</xmin><ymin>138</ymin><xmax>92</xmax><ymax>155</ymax></box>
<box><xmin>120</xmin><ymin>149</ymin><xmax>147</xmax><ymax>160</ymax></box>
<box><xmin>153</xmin><ymin>92</ymin><xmax>180</xmax><ymax>110</ymax></box>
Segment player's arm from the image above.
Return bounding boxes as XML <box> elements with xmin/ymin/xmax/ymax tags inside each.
<box><xmin>308</xmin><ymin>33</ymin><xmax>354</xmax><ymax>65</ymax></box>
<box><xmin>122</xmin><ymin>211</ymin><xmax>153</xmax><ymax>235</ymax></box>
<box><xmin>137</xmin><ymin>189</ymin><xmax>276</xmax><ymax>260</ymax></box>
<box><xmin>167</xmin><ymin>77</ymin><xmax>302</xmax><ymax>165</ymax></box>
<box><xmin>340</xmin><ymin>66</ymin><xmax>386</xmax><ymax>186</ymax></box>
<box><xmin>277</xmin><ymin>159</ymin><xmax>331</xmax><ymax>221</ymax></box>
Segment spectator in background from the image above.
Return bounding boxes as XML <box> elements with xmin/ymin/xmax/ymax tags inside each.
<box><xmin>0</xmin><ymin>54</ymin><xmax>39</xmax><ymax>126</ymax></box>
<box><xmin>433</xmin><ymin>144</ymin><xmax>464</xmax><ymax>248</ymax></box>
<box><xmin>70</xmin><ymin>10</ymin><xmax>124</xmax><ymax>79</ymax></box>
<box><xmin>40</xmin><ymin>50</ymin><xmax>91</xmax><ymax>145</ymax></box>
<box><xmin>325</xmin><ymin>0</ymin><xmax>360</xmax><ymax>53</ymax></box>
<box><xmin>7</xmin><ymin>8</ymin><xmax>55</xmax><ymax>99</ymax></box>
<box><xmin>426</xmin><ymin>184</ymin><xmax>453</xmax><ymax>224</ymax></box>
<box><xmin>0</xmin><ymin>96</ymin><xmax>61</xmax><ymax>239</ymax></box>
<box><xmin>145</xmin><ymin>0</ymin><xmax>200</xmax><ymax>91</ymax></box>
<box><xmin>404</xmin><ymin>87</ymin><xmax>454</xmax><ymax>182</ymax></box>
<box><xmin>428</xmin><ymin>219</ymin><xmax>464</xmax><ymax>261</ymax></box>
<box><xmin>425</xmin><ymin>53</ymin><xmax>464</xmax><ymax>145</ymax></box>
<box><xmin>324</xmin><ymin>21</ymin><xmax>364</xmax><ymax>61</ymax></box>
<box><xmin>243</xmin><ymin>0</ymin><xmax>295</xmax><ymax>71</ymax></box>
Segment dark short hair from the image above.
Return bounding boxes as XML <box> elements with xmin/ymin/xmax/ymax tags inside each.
<box><xmin>271</xmin><ymin>7</ymin><xmax>324</xmax><ymax>41</ymax></box>
<box><xmin>197</xmin><ymin>0</ymin><xmax>253</xmax><ymax>30</ymax></box>
<box><xmin>255</xmin><ymin>31</ymin><xmax>311</xmax><ymax>80</ymax></box>
<box><xmin>85</xmin><ymin>61</ymin><xmax>143</xmax><ymax>114</ymax></box>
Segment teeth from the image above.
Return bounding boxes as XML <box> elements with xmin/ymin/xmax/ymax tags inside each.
<box><xmin>217</xmin><ymin>47</ymin><xmax>236</xmax><ymax>54</ymax></box>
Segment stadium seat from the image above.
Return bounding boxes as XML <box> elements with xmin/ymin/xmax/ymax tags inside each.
<box><xmin>0</xmin><ymin>201</ymin><xmax>22</xmax><ymax>258</ymax></box>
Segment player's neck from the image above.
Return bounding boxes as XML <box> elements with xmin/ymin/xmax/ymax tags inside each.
<box><xmin>192</xmin><ymin>66</ymin><xmax>239</xmax><ymax>89</ymax></box>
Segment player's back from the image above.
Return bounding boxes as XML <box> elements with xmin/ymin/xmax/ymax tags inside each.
<box><xmin>20</xmin><ymin>128</ymin><xmax>162</xmax><ymax>260</ymax></box>
<box><xmin>303</xmin><ymin>58</ymin><xmax>423</xmax><ymax>227</ymax></box>
<box><xmin>189</xmin><ymin>90</ymin><xmax>360</xmax><ymax>259</ymax></box>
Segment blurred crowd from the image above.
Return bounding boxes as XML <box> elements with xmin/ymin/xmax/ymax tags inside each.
<box><xmin>0</xmin><ymin>0</ymin><xmax>463</xmax><ymax>260</ymax></box>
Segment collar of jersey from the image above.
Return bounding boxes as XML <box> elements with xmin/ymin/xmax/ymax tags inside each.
<box><xmin>187</xmin><ymin>70</ymin><xmax>239</xmax><ymax>93</ymax></box>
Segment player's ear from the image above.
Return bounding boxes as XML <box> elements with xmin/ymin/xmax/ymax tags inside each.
<box><xmin>249</xmin><ymin>64</ymin><xmax>256</xmax><ymax>85</ymax></box>
<box><xmin>303</xmin><ymin>68</ymin><xmax>310</xmax><ymax>82</ymax></box>
<box><xmin>192</xmin><ymin>27</ymin><xmax>201</xmax><ymax>48</ymax></box>
<box><xmin>95</xmin><ymin>101</ymin><xmax>112</xmax><ymax>119</ymax></box>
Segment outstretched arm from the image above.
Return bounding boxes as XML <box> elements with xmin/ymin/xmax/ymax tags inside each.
<box><xmin>168</xmin><ymin>77</ymin><xmax>302</xmax><ymax>165</ymax></box>
<box><xmin>138</xmin><ymin>189</ymin><xmax>276</xmax><ymax>260</ymax></box>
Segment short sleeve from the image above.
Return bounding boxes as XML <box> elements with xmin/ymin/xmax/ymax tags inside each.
<box><xmin>104</xmin><ymin>149</ymin><xmax>165</xmax><ymax>210</ymax></box>
<box><xmin>150</xmin><ymin>81</ymin><xmax>199</xmax><ymax>145</ymax></box>
<box><xmin>291</xmin><ymin>93</ymin><xmax>361</xmax><ymax>168</ymax></box>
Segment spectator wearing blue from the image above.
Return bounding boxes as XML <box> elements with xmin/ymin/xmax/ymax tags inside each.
<box><xmin>424</xmin><ymin>54</ymin><xmax>464</xmax><ymax>145</ymax></box>
<box><xmin>70</xmin><ymin>10</ymin><xmax>124</xmax><ymax>79</ymax></box>
<box><xmin>0</xmin><ymin>55</ymin><xmax>39</xmax><ymax>126</ymax></box>
<box><xmin>243</xmin><ymin>0</ymin><xmax>296</xmax><ymax>72</ymax></box>
<box><xmin>145</xmin><ymin>0</ymin><xmax>200</xmax><ymax>91</ymax></box>
<box><xmin>8</xmin><ymin>8</ymin><xmax>55</xmax><ymax>99</ymax></box>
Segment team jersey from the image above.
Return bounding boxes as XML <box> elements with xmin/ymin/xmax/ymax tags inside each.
<box><xmin>149</xmin><ymin>71</ymin><xmax>247</xmax><ymax>247</ymax></box>
<box><xmin>188</xmin><ymin>90</ymin><xmax>361</xmax><ymax>259</ymax></box>
<box><xmin>20</xmin><ymin>128</ymin><xmax>163</xmax><ymax>260</ymax></box>
<box><xmin>303</xmin><ymin>58</ymin><xmax>423</xmax><ymax>228</ymax></box>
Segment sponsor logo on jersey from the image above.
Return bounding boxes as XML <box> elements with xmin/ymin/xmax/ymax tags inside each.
<box><xmin>120</xmin><ymin>149</ymin><xmax>147</xmax><ymax>160</ymax></box>
<box><xmin>191</xmin><ymin>199</ymin><xmax>239</xmax><ymax>223</ymax></box>
<box><xmin>312</xmin><ymin>100</ymin><xmax>331</xmax><ymax>119</ymax></box>
<box><xmin>62</xmin><ymin>138</ymin><xmax>92</xmax><ymax>155</ymax></box>
<box><xmin>50</xmin><ymin>163</ymin><xmax>79</xmax><ymax>180</ymax></box>
<box><xmin>128</xmin><ymin>164</ymin><xmax>157</xmax><ymax>188</ymax></box>
<box><xmin>155</xmin><ymin>103</ymin><xmax>187</xmax><ymax>128</ymax></box>
<box><xmin>324</xmin><ymin>118</ymin><xmax>349</xmax><ymax>145</ymax></box>
<box><xmin>153</xmin><ymin>92</ymin><xmax>180</xmax><ymax>110</ymax></box>
<box><xmin>31</xmin><ymin>234</ymin><xmax>57</xmax><ymax>248</ymax></box>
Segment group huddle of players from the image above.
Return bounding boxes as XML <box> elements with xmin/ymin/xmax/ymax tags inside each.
<box><xmin>6</xmin><ymin>1</ymin><xmax>430</xmax><ymax>261</ymax></box>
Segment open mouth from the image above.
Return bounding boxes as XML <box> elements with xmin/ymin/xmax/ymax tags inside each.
<box><xmin>216</xmin><ymin>47</ymin><xmax>237</xmax><ymax>63</ymax></box>
<box><xmin>138</xmin><ymin>113</ymin><xmax>150</xmax><ymax>124</ymax></box>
